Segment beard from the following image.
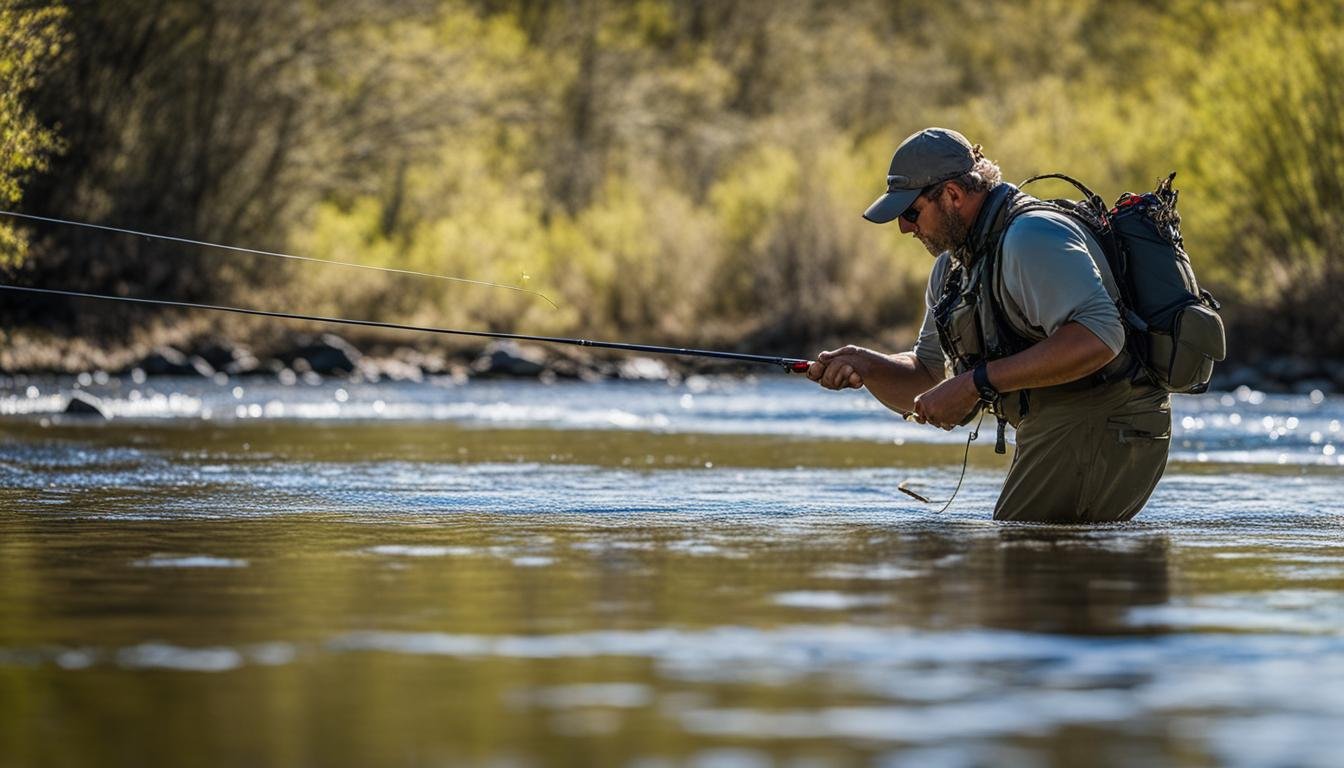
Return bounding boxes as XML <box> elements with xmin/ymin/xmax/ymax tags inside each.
<box><xmin>918</xmin><ymin>197</ymin><xmax>971</xmax><ymax>257</ymax></box>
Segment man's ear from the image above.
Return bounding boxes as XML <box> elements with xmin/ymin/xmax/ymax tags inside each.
<box><xmin>942</xmin><ymin>181</ymin><xmax>967</xmax><ymax>210</ymax></box>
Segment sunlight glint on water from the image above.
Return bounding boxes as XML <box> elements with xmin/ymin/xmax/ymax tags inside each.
<box><xmin>1</xmin><ymin>376</ymin><xmax>1342</xmax><ymax>766</ymax></box>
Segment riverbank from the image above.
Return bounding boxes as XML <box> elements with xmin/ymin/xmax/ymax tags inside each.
<box><xmin>0</xmin><ymin>329</ymin><xmax>702</xmax><ymax>386</ymax></box>
<box><xmin>1</xmin><ymin>326</ymin><xmax>1339</xmax><ymax>395</ymax></box>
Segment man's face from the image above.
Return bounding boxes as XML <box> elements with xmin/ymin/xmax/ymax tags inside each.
<box><xmin>899</xmin><ymin>185</ymin><xmax>970</xmax><ymax>257</ymax></box>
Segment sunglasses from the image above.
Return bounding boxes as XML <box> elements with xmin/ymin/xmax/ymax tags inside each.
<box><xmin>899</xmin><ymin>182</ymin><xmax>947</xmax><ymax>224</ymax></box>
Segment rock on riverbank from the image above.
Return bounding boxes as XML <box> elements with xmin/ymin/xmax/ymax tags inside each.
<box><xmin>2</xmin><ymin>330</ymin><xmax>1340</xmax><ymax>392</ymax></box>
<box><xmin>77</xmin><ymin>336</ymin><xmax>692</xmax><ymax>384</ymax></box>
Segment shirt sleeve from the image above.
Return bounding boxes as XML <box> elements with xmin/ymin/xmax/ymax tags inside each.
<box><xmin>999</xmin><ymin>211</ymin><xmax>1125</xmax><ymax>354</ymax></box>
<box><xmin>912</xmin><ymin>252</ymin><xmax>952</xmax><ymax>377</ymax></box>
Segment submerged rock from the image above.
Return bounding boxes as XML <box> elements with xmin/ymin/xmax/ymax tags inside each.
<box><xmin>369</xmin><ymin>357</ymin><xmax>424</xmax><ymax>383</ymax></box>
<box><xmin>547</xmin><ymin>357</ymin><xmax>603</xmax><ymax>382</ymax></box>
<box><xmin>471</xmin><ymin>341</ymin><xmax>548</xmax><ymax>378</ymax></box>
<box><xmin>280</xmin><ymin>334</ymin><xmax>362</xmax><ymax>375</ymax></box>
<box><xmin>63</xmin><ymin>390</ymin><xmax>109</xmax><ymax>419</ymax></box>
<box><xmin>368</xmin><ymin>347</ymin><xmax>447</xmax><ymax>377</ymax></box>
<box><xmin>193</xmin><ymin>340</ymin><xmax>242</xmax><ymax>369</ymax></box>
<box><xmin>194</xmin><ymin>340</ymin><xmax>260</xmax><ymax>376</ymax></box>
<box><xmin>135</xmin><ymin>347</ymin><xmax>215</xmax><ymax>377</ymax></box>
<box><xmin>222</xmin><ymin>353</ymin><xmax>261</xmax><ymax>376</ymax></box>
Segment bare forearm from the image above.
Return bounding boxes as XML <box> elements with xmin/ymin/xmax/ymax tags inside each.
<box><xmin>860</xmin><ymin>351</ymin><xmax>942</xmax><ymax>415</ymax></box>
<box><xmin>807</xmin><ymin>346</ymin><xmax>942</xmax><ymax>417</ymax></box>
<box><xmin>984</xmin><ymin>322</ymin><xmax>1118</xmax><ymax>393</ymax></box>
<box><xmin>911</xmin><ymin>323</ymin><xmax>1118</xmax><ymax>430</ymax></box>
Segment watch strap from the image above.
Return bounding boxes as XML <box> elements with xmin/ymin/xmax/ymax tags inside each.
<box><xmin>972</xmin><ymin>361</ymin><xmax>999</xmax><ymax>404</ymax></box>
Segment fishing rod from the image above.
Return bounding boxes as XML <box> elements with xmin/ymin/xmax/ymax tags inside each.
<box><xmin>1</xmin><ymin>213</ymin><xmax>987</xmax><ymax>505</ymax></box>
<box><xmin>0</xmin><ymin>284</ymin><xmax>813</xmax><ymax>372</ymax></box>
<box><xmin>0</xmin><ymin>210</ymin><xmax>559</xmax><ymax>309</ymax></box>
<box><xmin>5</xmin><ymin>281</ymin><xmax>976</xmax><ymax>508</ymax></box>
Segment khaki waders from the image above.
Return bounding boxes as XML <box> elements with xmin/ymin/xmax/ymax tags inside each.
<box><xmin>994</xmin><ymin>377</ymin><xmax>1171</xmax><ymax>523</ymax></box>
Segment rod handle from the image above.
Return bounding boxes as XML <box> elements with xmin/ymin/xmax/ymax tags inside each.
<box><xmin>786</xmin><ymin>361</ymin><xmax>812</xmax><ymax>373</ymax></box>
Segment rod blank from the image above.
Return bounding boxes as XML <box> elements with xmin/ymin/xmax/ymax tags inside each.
<box><xmin>0</xmin><ymin>284</ymin><xmax>811</xmax><ymax>371</ymax></box>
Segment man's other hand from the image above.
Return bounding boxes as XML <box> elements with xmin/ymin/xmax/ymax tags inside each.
<box><xmin>807</xmin><ymin>345</ymin><xmax>880</xmax><ymax>390</ymax></box>
<box><xmin>912</xmin><ymin>370</ymin><xmax>979</xmax><ymax>429</ymax></box>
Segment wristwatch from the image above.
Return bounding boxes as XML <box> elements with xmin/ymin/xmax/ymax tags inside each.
<box><xmin>972</xmin><ymin>361</ymin><xmax>1000</xmax><ymax>404</ymax></box>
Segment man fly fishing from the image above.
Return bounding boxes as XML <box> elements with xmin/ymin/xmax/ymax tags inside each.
<box><xmin>1</xmin><ymin>129</ymin><xmax>1220</xmax><ymax>524</ymax></box>
<box><xmin>807</xmin><ymin>128</ymin><xmax>1175</xmax><ymax>523</ymax></box>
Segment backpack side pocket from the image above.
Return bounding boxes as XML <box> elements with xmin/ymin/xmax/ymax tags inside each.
<box><xmin>1147</xmin><ymin>303</ymin><xmax>1226</xmax><ymax>393</ymax></box>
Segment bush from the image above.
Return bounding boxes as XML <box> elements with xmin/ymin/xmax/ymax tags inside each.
<box><xmin>0</xmin><ymin>2</ymin><xmax>64</xmax><ymax>267</ymax></box>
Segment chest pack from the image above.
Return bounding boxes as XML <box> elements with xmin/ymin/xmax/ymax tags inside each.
<box><xmin>934</xmin><ymin>173</ymin><xmax>1226</xmax><ymax>396</ymax></box>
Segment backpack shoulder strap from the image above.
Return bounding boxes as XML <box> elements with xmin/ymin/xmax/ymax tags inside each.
<box><xmin>1020</xmin><ymin>173</ymin><xmax>1105</xmax><ymax>213</ymax></box>
<box><xmin>1012</xmin><ymin>176</ymin><xmax>1143</xmax><ymax>384</ymax></box>
<box><xmin>976</xmin><ymin>190</ymin><xmax>1044</xmax><ymax>355</ymax></box>
<box><xmin>1019</xmin><ymin>172</ymin><xmax>1098</xmax><ymax>198</ymax></box>
<box><xmin>1012</xmin><ymin>176</ymin><xmax>1126</xmax><ymax>296</ymax></box>
<box><xmin>1019</xmin><ymin>173</ymin><xmax>1118</xmax><ymax>239</ymax></box>
<box><xmin>986</xmin><ymin>191</ymin><xmax>1127</xmax><ymax>344</ymax></box>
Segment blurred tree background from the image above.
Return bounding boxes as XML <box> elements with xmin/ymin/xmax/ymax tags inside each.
<box><xmin>0</xmin><ymin>0</ymin><xmax>1340</xmax><ymax>362</ymax></box>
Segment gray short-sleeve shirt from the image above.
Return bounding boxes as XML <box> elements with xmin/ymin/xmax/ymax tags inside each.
<box><xmin>912</xmin><ymin>209</ymin><xmax>1124</xmax><ymax>376</ymax></box>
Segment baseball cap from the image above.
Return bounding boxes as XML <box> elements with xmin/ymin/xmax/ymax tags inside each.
<box><xmin>862</xmin><ymin>128</ymin><xmax>979</xmax><ymax>223</ymax></box>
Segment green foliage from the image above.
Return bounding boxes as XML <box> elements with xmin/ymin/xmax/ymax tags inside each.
<box><xmin>1171</xmin><ymin>1</ymin><xmax>1344</xmax><ymax>354</ymax></box>
<box><xmin>0</xmin><ymin>2</ymin><xmax>64</xmax><ymax>266</ymax></box>
<box><xmin>7</xmin><ymin>0</ymin><xmax>1342</xmax><ymax>358</ymax></box>
<box><xmin>1177</xmin><ymin>3</ymin><xmax>1344</xmax><ymax>285</ymax></box>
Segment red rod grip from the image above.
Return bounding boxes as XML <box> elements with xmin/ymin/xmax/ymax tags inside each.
<box><xmin>788</xmin><ymin>361</ymin><xmax>811</xmax><ymax>373</ymax></box>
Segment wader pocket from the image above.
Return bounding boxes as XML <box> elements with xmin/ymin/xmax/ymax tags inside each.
<box><xmin>1106</xmin><ymin>410</ymin><xmax>1171</xmax><ymax>443</ymax></box>
<box><xmin>1145</xmin><ymin>304</ymin><xmax>1226</xmax><ymax>394</ymax></box>
<box><xmin>1072</xmin><ymin>407</ymin><xmax>1171</xmax><ymax>521</ymax></box>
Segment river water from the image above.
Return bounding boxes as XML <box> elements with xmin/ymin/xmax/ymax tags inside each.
<box><xmin>1</xmin><ymin>373</ymin><xmax>1341</xmax><ymax>767</ymax></box>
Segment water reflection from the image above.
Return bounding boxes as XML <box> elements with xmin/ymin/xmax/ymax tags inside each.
<box><xmin>0</xmin><ymin>506</ymin><xmax>1292</xmax><ymax>766</ymax></box>
<box><xmin>986</xmin><ymin>529</ymin><xmax>1171</xmax><ymax>635</ymax></box>
<box><xmin>1</xmin><ymin>381</ymin><xmax>1343</xmax><ymax>766</ymax></box>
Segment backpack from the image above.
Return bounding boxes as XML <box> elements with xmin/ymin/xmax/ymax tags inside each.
<box><xmin>1016</xmin><ymin>172</ymin><xmax>1226</xmax><ymax>394</ymax></box>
